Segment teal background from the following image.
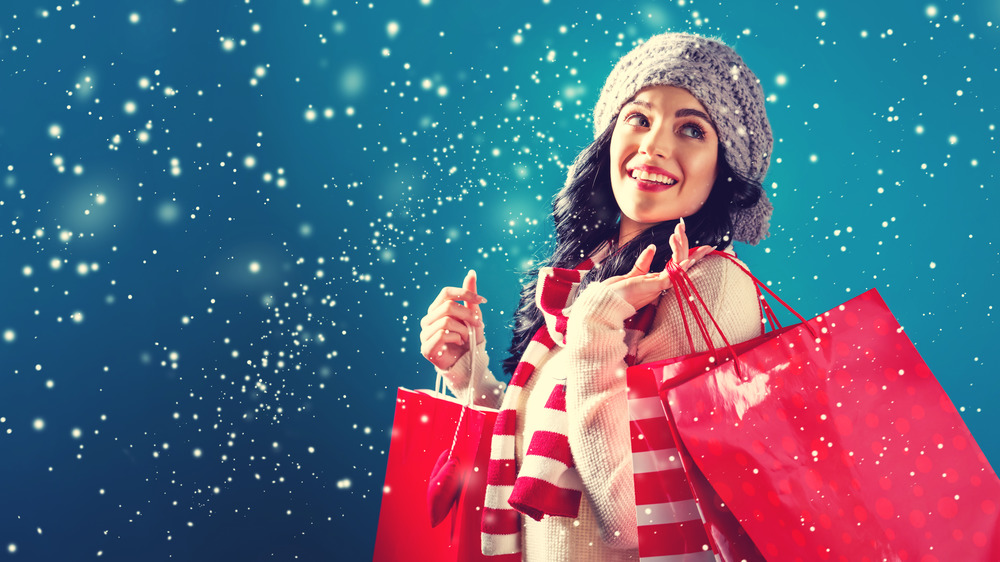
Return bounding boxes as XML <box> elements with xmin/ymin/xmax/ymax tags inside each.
<box><xmin>1</xmin><ymin>0</ymin><xmax>997</xmax><ymax>559</ymax></box>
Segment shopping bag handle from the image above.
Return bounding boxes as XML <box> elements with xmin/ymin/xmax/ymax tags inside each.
<box><xmin>438</xmin><ymin>324</ymin><xmax>479</xmax><ymax>462</ymax></box>
<box><xmin>664</xmin><ymin>252</ymin><xmax>817</xmax><ymax>381</ymax></box>
<box><xmin>707</xmin><ymin>250</ymin><xmax>812</xmax><ymax>331</ymax></box>
<box><xmin>665</xmin><ymin>260</ymin><xmax>746</xmax><ymax>379</ymax></box>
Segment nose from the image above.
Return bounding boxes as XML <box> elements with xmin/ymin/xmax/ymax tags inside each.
<box><xmin>638</xmin><ymin>126</ymin><xmax>674</xmax><ymax>159</ymax></box>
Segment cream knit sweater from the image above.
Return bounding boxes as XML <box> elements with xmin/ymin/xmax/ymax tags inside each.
<box><xmin>440</xmin><ymin>250</ymin><xmax>762</xmax><ymax>561</ymax></box>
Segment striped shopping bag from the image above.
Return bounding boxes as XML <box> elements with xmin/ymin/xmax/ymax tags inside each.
<box><xmin>628</xmin><ymin>359</ymin><xmax>764</xmax><ymax>562</ymax></box>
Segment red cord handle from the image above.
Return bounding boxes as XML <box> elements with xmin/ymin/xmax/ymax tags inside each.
<box><xmin>707</xmin><ymin>250</ymin><xmax>814</xmax><ymax>335</ymax></box>
<box><xmin>663</xmin><ymin>251</ymin><xmax>818</xmax><ymax>382</ymax></box>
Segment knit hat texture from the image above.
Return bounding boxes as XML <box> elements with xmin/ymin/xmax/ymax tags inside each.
<box><xmin>592</xmin><ymin>32</ymin><xmax>773</xmax><ymax>244</ymax></box>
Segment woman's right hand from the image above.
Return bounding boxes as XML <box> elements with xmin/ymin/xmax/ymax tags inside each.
<box><xmin>419</xmin><ymin>270</ymin><xmax>487</xmax><ymax>371</ymax></box>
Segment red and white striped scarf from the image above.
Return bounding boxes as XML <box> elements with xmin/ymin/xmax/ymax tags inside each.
<box><xmin>481</xmin><ymin>250</ymin><xmax>657</xmax><ymax>556</ymax></box>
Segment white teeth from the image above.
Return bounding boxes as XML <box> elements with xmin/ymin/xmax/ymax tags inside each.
<box><xmin>631</xmin><ymin>169</ymin><xmax>677</xmax><ymax>185</ymax></box>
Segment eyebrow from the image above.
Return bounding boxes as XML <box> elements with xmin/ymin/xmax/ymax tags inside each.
<box><xmin>624</xmin><ymin>100</ymin><xmax>715</xmax><ymax>126</ymax></box>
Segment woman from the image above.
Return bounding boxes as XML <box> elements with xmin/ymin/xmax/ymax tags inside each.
<box><xmin>419</xmin><ymin>33</ymin><xmax>773</xmax><ymax>560</ymax></box>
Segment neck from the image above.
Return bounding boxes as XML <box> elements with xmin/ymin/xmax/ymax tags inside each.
<box><xmin>617</xmin><ymin>216</ymin><xmax>647</xmax><ymax>247</ymax></box>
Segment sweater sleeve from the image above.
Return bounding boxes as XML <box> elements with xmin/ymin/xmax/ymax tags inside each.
<box><xmin>434</xmin><ymin>341</ymin><xmax>506</xmax><ymax>409</ymax></box>
<box><xmin>563</xmin><ymin>254</ymin><xmax>762</xmax><ymax>550</ymax></box>
<box><xmin>563</xmin><ymin>281</ymin><xmax>641</xmax><ymax>549</ymax></box>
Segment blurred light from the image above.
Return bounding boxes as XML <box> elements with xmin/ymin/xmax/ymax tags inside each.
<box><xmin>340</xmin><ymin>66</ymin><xmax>365</xmax><ymax>98</ymax></box>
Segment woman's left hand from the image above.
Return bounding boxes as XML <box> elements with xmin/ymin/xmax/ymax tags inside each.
<box><xmin>601</xmin><ymin>220</ymin><xmax>715</xmax><ymax>311</ymax></box>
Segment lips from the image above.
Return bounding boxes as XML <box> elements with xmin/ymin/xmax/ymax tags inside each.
<box><xmin>627</xmin><ymin>164</ymin><xmax>679</xmax><ymax>192</ymax></box>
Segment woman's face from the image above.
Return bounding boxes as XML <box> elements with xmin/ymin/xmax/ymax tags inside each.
<box><xmin>609</xmin><ymin>85</ymin><xmax>719</xmax><ymax>240</ymax></box>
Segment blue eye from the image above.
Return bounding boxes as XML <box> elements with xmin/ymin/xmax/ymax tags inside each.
<box><xmin>624</xmin><ymin>113</ymin><xmax>649</xmax><ymax>128</ymax></box>
<box><xmin>679</xmin><ymin>123</ymin><xmax>706</xmax><ymax>139</ymax></box>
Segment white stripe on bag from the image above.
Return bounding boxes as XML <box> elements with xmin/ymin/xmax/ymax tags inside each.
<box><xmin>635</xmin><ymin>499</ymin><xmax>702</xmax><ymax>525</ymax></box>
<box><xmin>639</xmin><ymin>551</ymin><xmax>717</xmax><ymax>562</ymax></box>
<box><xmin>631</xmin><ymin>448</ymin><xmax>682</xmax><ymax>473</ymax></box>
<box><xmin>629</xmin><ymin>396</ymin><xmax>667</xmax><ymax>421</ymax></box>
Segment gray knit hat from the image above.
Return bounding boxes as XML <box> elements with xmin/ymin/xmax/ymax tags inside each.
<box><xmin>592</xmin><ymin>32</ymin><xmax>773</xmax><ymax>244</ymax></box>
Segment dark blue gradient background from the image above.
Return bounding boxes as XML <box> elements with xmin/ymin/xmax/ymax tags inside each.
<box><xmin>1</xmin><ymin>0</ymin><xmax>997</xmax><ymax>559</ymax></box>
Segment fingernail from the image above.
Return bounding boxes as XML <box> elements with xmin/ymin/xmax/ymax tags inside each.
<box><xmin>679</xmin><ymin>216</ymin><xmax>685</xmax><ymax>226</ymax></box>
<box><xmin>478</xmin><ymin>296</ymin><xmax>488</xmax><ymax>304</ymax></box>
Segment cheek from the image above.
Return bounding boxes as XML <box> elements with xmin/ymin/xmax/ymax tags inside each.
<box><xmin>689</xmin><ymin>152</ymin><xmax>718</xmax><ymax>185</ymax></box>
<box><xmin>609</xmin><ymin>136</ymin><xmax>625</xmax><ymax>169</ymax></box>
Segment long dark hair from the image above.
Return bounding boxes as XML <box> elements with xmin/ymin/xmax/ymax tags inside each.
<box><xmin>501</xmin><ymin>122</ymin><xmax>762</xmax><ymax>376</ymax></box>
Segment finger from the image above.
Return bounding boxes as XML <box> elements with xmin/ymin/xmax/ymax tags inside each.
<box><xmin>427</xmin><ymin>286</ymin><xmax>486</xmax><ymax>314</ymax></box>
<box><xmin>627</xmin><ymin>244</ymin><xmax>657</xmax><ymax>277</ymax></box>
<box><xmin>420</xmin><ymin>316</ymin><xmax>471</xmax><ymax>344</ymax></box>
<box><xmin>421</xmin><ymin>329</ymin><xmax>465</xmax><ymax>353</ymax></box>
<box><xmin>435</xmin><ymin>329</ymin><xmax>467</xmax><ymax>348</ymax></box>
<box><xmin>692</xmin><ymin>245</ymin><xmax>714</xmax><ymax>261</ymax></box>
<box><xmin>463</xmin><ymin>270</ymin><xmax>482</xmax><ymax>313</ymax></box>
<box><xmin>619</xmin><ymin>273</ymin><xmax>673</xmax><ymax>310</ymax></box>
<box><xmin>427</xmin><ymin>300</ymin><xmax>483</xmax><ymax>328</ymax></box>
<box><xmin>677</xmin><ymin>220</ymin><xmax>689</xmax><ymax>261</ymax></box>
<box><xmin>670</xmin><ymin>222</ymin><xmax>690</xmax><ymax>264</ymax></box>
<box><xmin>678</xmin><ymin>246</ymin><xmax>715</xmax><ymax>272</ymax></box>
<box><xmin>420</xmin><ymin>331</ymin><xmax>463</xmax><ymax>366</ymax></box>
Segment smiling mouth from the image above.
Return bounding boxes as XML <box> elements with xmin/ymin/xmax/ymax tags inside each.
<box><xmin>629</xmin><ymin>168</ymin><xmax>678</xmax><ymax>191</ymax></box>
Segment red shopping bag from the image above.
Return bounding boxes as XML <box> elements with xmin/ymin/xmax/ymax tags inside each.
<box><xmin>650</xmin><ymin>254</ymin><xmax>1000</xmax><ymax>561</ymax></box>
<box><xmin>373</xmin><ymin>386</ymin><xmax>502</xmax><ymax>561</ymax></box>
